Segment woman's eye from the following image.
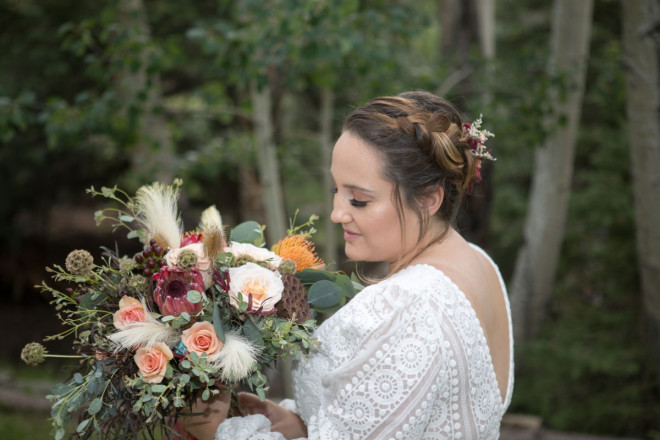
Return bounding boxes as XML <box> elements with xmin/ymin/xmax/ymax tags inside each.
<box><xmin>330</xmin><ymin>187</ymin><xmax>338</xmax><ymax>195</ymax></box>
<box><xmin>350</xmin><ymin>199</ymin><xmax>368</xmax><ymax>208</ymax></box>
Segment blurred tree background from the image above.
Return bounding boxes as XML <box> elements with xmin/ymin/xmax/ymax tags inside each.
<box><xmin>1</xmin><ymin>0</ymin><xmax>659</xmax><ymax>438</ymax></box>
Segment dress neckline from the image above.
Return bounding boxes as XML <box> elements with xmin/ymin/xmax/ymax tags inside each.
<box><xmin>391</xmin><ymin>256</ymin><xmax>514</xmax><ymax>409</ymax></box>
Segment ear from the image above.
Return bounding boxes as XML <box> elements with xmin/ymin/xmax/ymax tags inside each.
<box><xmin>424</xmin><ymin>186</ymin><xmax>444</xmax><ymax>217</ymax></box>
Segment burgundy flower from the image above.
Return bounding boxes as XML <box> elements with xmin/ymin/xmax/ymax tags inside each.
<box><xmin>152</xmin><ymin>266</ymin><xmax>204</xmax><ymax>316</ymax></box>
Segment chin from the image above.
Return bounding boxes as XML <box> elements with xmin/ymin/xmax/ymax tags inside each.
<box><xmin>344</xmin><ymin>245</ymin><xmax>380</xmax><ymax>263</ymax></box>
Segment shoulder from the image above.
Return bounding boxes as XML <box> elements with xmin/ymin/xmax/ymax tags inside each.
<box><xmin>345</xmin><ymin>264</ymin><xmax>464</xmax><ymax>319</ymax></box>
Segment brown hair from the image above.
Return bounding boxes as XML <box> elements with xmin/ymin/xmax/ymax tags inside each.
<box><xmin>343</xmin><ymin>91</ymin><xmax>475</xmax><ymax>273</ymax></box>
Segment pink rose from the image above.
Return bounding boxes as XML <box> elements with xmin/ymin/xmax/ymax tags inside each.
<box><xmin>134</xmin><ymin>342</ymin><xmax>173</xmax><ymax>384</ymax></box>
<box><xmin>181</xmin><ymin>321</ymin><xmax>223</xmax><ymax>357</ymax></box>
<box><xmin>113</xmin><ymin>296</ymin><xmax>147</xmax><ymax>329</ymax></box>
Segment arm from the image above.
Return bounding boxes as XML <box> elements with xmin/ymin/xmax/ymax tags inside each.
<box><xmin>215</xmin><ymin>281</ymin><xmax>452</xmax><ymax>439</ymax></box>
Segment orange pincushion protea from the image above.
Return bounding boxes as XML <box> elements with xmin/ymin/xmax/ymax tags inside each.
<box><xmin>272</xmin><ymin>234</ymin><xmax>324</xmax><ymax>272</ymax></box>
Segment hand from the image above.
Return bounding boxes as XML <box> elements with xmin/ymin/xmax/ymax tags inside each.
<box><xmin>180</xmin><ymin>390</ymin><xmax>232</xmax><ymax>440</ymax></box>
<box><xmin>238</xmin><ymin>392</ymin><xmax>307</xmax><ymax>440</ymax></box>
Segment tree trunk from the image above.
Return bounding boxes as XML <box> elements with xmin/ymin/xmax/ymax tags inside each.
<box><xmin>116</xmin><ymin>0</ymin><xmax>175</xmax><ymax>184</ymax></box>
<box><xmin>622</xmin><ymin>0</ymin><xmax>660</xmax><ymax>386</ymax></box>
<box><xmin>509</xmin><ymin>0</ymin><xmax>594</xmax><ymax>344</ymax></box>
<box><xmin>320</xmin><ymin>87</ymin><xmax>338</xmax><ymax>269</ymax></box>
<box><xmin>250</xmin><ymin>83</ymin><xmax>287</xmax><ymax>245</ymax></box>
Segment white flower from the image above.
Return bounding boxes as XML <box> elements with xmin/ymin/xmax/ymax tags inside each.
<box><xmin>225</xmin><ymin>242</ymin><xmax>282</xmax><ymax>268</ymax></box>
<box><xmin>228</xmin><ymin>263</ymin><xmax>283</xmax><ymax>313</ymax></box>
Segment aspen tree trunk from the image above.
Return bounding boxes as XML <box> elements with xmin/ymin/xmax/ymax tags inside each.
<box><xmin>250</xmin><ymin>83</ymin><xmax>287</xmax><ymax>245</ymax></box>
<box><xmin>510</xmin><ymin>0</ymin><xmax>594</xmax><ymax>344</ymax></box>
<box><xmin>320</xmin><ymin>87</ymin><xmax>338</xmax><ymax>269</ymax></box>
<box><xmin>622</xmin><ymin>0</ymin><xmax>660</xmax><ymax>386</ymax></box>
<box><xmin>117</xmin><ymin>0</ymin><xmax>175</xmax><ymax>183</ymax></box>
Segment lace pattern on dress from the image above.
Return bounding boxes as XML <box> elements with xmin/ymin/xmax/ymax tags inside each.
<box><xmin>216</xmin><ymin>257</ymin><xmax>513</xmax><ymax>440</ymax></box>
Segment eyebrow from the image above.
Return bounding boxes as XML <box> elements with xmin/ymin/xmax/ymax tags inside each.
<box><xmin>342</xmin><ymin>184</ymin><xmax>376</xmax><ymax>194</ymax></box>
<box><xmin>330</xmin><ymin>172</ymin><xmax>376</xmax><ymax>194</ymax></box>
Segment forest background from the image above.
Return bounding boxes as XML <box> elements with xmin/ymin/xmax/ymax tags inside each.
<box><xmin>1</xmin><ymin>0</ymin><xmax>659</xmax><ymax>438</ymax></box>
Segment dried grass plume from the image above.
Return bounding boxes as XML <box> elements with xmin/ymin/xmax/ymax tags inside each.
<box><xmin>135</xmin><ymin>182</ymin><xmax>182</xmax><ymax>250</ymax></box>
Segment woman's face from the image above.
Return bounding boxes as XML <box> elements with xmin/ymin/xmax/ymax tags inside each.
<box><xmin>330</xmin><ymin>131</ymin><xmax>421</xmax><ymax>265</ymax></box>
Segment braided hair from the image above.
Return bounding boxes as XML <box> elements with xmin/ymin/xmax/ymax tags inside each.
<box><xmin>342</xmin><ymin>91</ymin><xmax>475</xmax><ymax>269</ymax></box>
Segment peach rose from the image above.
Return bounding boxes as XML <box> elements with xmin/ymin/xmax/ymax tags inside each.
<box><xmin>134</xmin><ymin>342</ymin><xmax>173</xmax><ymax>384</ymax></box>
<box><xmin>113</xmin><ymin>296</ymin><xmax>147</xmax><ymax>330</ymax></box>
<box><xmin>181</xmin><ymin>321</ymin><xmax>223</xmax><ymax>357</ymax></box>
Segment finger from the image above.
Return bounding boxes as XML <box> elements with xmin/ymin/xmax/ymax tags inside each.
<box><xmin>237</xmin><ymin>392</ymin><xmax>268</xmax><ymax>416</ymax></box>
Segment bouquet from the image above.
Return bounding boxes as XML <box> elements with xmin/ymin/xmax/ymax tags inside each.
<box><xmin>21</xmin><ymin>180</ymin><xmax>359</xmax><ymax>440</ymax></box>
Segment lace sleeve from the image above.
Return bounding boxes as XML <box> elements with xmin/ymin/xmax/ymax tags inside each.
<box><xmin>217</xmin><ymin>272</ymin><xmax>493</xmax><ymax>439</ymax></box>
<box><xmin>304</xmin><ymin>282</ymin><xmax>451</xmax><ymax>439</ymax></box>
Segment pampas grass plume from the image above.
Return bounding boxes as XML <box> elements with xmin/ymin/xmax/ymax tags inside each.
<box><xmin>208</xmin><ymin>331</ymin><xmax>259</xmax><ymax>382</ymax></box>
<box><xmin>135</xmin><ymin>182</ymin><xmax>182</xmax><ymax>250</ymax></box>
<box><xmin>109</xmin><ymin>310</ymin><xmax>178</xmax><ymax>350</ymax></box>
<box><xmin>199</xmin><ymin>205</ymin><xmax>223</xmax><ymax>231</ymax></box>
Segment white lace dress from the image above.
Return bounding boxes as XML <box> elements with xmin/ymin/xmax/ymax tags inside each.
<box><xmin>216</xmin><ymin>247</ymin><xmax>514</xmax><ymax>440</ymax></box>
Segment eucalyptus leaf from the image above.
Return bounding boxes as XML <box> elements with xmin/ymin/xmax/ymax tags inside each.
<box><xmin>151</xmin><ymin>384</ymin><xmax>167</xmax><ymax>393</ymax></box>
<box><xmin>308</xmin><ymin>280</ymin><xmax>343</xmax><ymax>309</ymax></box>
<box><xmin>230</xmin><ymin>221</ymin><xmax>264</xmax><ymax>245</ymax></box>
<box><xmin>79</xmin><ymin>292</ymin><xmax>104</xmax><ymax>310</ymax></box>
<box><xmin>87</xmin><ymin>398</ymin><xmax>102</xmax><ymax>415</ymax></box>
<box><xmin>187</xmin><ymin>290</ymin><xmax>202</xmax><ymax>304</ymax></box>
<box><xmin>74</xmin><ymin>373</ymin><xmax>83</xmax><ymax>384</ymax></box>
<box><xmin>119</xmin><ymin>215</ymin><xmax>134</xmax><ymax>222</ymax></box>
<box><xmin>202</xmin><ymin>389</ymin><xmax>210</xmax><ymax>400</ymax></box>
<box><xmin>297</xmin><ymin>269</ymin><xmax>336</xmax><ymax>285</ymax></box>
<box><xmin>335</xmin><ymin>274</ymin><xmax>356</xmax><ymax>298</ymax></box>
<box><xmin>76</xmin><ymin>419</ymin><xmax>90</xmax><ymax>433</ymax></box>
<box><xmin>243</xmin><ymin>318</ymin><xmax>265</xmax><ymax>348</ymax></box>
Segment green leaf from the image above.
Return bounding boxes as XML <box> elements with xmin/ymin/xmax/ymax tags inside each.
<box><xmin>230</xmin><ymin>221</ymin><xmax>264</xmax><ymax>245</ymax></box>
<box><xmin>161</xmin><ymin>315</ymin><xmax>176</xmax><ymax>322</ymax></box>
<box><xmin>151</xmin><ymin>384</ymin><xmax>167</xmax><ymax>393</ymax></box>
<box><xmin>181</xmin><ymin>360</ymin><xmax>191</xmax><ymax>369</ymax></box>
<box><xmin>213</xmin><ymin>303</ymin><xmax>226</xmax><ymax>342</ymax></box>
<box><xmin>308</xmin><ymin>280</ymin><xmax>343</xmax><ymax>309</ymax></box>
<box><xmin>87</xmin><ymin>398</ymin><xmax>102</xmax><ymax>416</ymax></box>
<box><xmin>76</xmin><ymin>419</ymin><xmax>90</xmax><ymax>433</ymax></box>
<box><xmin>242</xmin><ymin>318</ymin><xmax>265</xmax><ymax>348</ymax></box>
<box><xmin>79</xmin><ymin>292</ymin><xmax>104</xmax><ymax>310</ymax></box>
<box><xmin>202</xmin><ymin>389</ymin><xmax>210</xmax><ymax>400</ymax></box>
<box><xmin>187</xmin><ymin>290</ymin><xmax>202</xmax><ymax>303</ymax></box>
<box><xmin>119</xmin><ymin>215</ymin><xmax>134</xmax><ymax>222</ymax></box>
<box><xmin>74</xmin><ymin>373</ymin><xmax>83</xmax><ymax>384</ymax></box>
<box><xmin>335</xmin><ymin>274</ymin><xmax>356</xmax><ymax>298</ymax></box>
<box><xmin>180</xmin><ymin>312</ymin><xmax>191</xmax><ymax>322</ymax></box>
<box><xmin>297</xmin><ymin>269</ymin><xmax>336</xmax><ymax>285</ymax></box>
<box><xmin>180</xmin><ymin>374</ymin><xmax>190</xmax><ymax>384</ymax></box>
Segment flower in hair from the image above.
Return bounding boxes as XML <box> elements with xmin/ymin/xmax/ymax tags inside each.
<box><xmin>462</xmin><ymin>115</ymin><xmax>496</xmax><ymax>187</ymax></box>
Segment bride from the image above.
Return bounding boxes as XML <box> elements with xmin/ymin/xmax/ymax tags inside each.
<box><xmin>183</xmin><ymin>91</ymin><xmax>514</xmax><ymax>440</ymax></box>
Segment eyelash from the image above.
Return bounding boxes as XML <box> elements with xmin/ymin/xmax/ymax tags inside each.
<box><xmin>330</xmin><ymin>187</ymin><xmax>368</xmax><ymax>208</ymax></box>
<box><xmin>350</xmin><ymin>199</ymin><xmax>368</xmax><ymax>208</ymax></box>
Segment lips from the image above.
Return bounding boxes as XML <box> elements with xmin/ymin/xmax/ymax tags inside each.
<box><xmin>343</xmin><ymin>229</ymin><xmax>361</xmax><ymax>241</ymax></box>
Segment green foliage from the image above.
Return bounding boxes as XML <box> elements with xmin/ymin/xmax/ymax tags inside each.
<box><xmin>498</xmin><ymin>0</ymin><xmax>660</xmax><ymax>436</ymax></box>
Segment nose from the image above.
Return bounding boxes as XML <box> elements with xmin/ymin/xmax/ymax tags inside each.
<box><xmin>330</xmin><ymin>196</ymin><xmax>350</xmax><ymax>224</ymax></box>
